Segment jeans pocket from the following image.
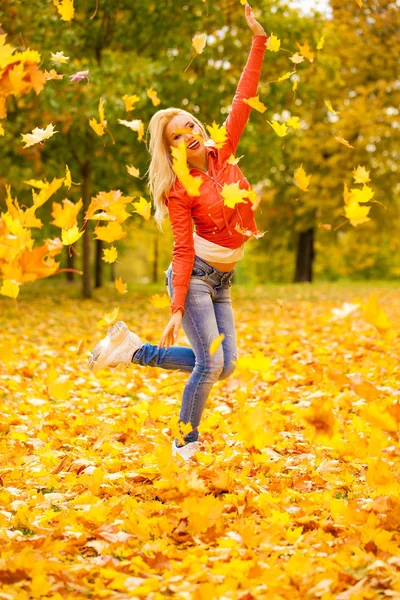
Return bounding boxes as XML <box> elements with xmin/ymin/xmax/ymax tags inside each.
<box><xmin>192</xmin><ymin>266</ymin><xmax>208</xmax><ymax>278</ymax></box>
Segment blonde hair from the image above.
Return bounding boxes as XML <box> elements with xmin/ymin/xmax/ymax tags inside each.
<box><xmin>146</xmin><ymin>108</ymin><xmax>209</xmax><ymax>229</ymax></box>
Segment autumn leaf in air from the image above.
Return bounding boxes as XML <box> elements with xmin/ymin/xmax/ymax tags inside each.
<box><xmin>150</xmin><ymin>294</ymin><xmax>171</xmax><ymax>309</ymax></box>
<box><xmin>64</xmin><ymin>165</ymin><xmax>72</xmax><ymax>189</ymax></box>
<box><xmin>54</xmin><ymin>0</ymin><xmax>75</xmax><ymax>22</ymax></box>
<box><xmin>51</xmin><ymin>198</ymin><xmax>82</xmax><ymax>230</ymax></box>
<box><xmin>118</xmin><ymin>119</ymin><xmax>145</xmax><ymax>141</ymax></box>
<box><xmin>44</xmin><ymin>69</ymin><xmax>63</xmax><ymax>80</ymax></box>
<box><xmin>289</xmin><ymin>53</ymin><xmax>304</xmax><ymax>64</ymax></box>
<box><xmin>243</xmin><ymin>96</ymin><xmax>266</xmax><ymax>113</ymax></box>
<box><xmin>126</xmin><ymin>165</ymin><xmax>140</xmax><ymax>178</ymax></box>
<box><xmin>353</xmin><ymin>165</ymin><xmax>371</xmax><ymax>184</ymax></box>
<box><xmin>355</xmin><ymin>0</ymin><xmax>363</xmax><ymax>6</ymax></box>
<box><xmin>267</xmin><ymin>120</ymin><xmax>288</xmax><ymax>138</ymax></box>
<box><xmin>360</xmin><ymin>292</ymin><xmax>393</xmax><ymax>335</ymax></box>
<box><xmin>221</xmin><ymin>182</ymin><xmax>252</xmax><ymax>209</ymax></box>
<box><xmin>227</xmin><ymin>154</ymin><xmax>244</xmax><ymax>165</ymax></box>
<box><xmin>97</xmin><ymin>307</ymin><xmax>119</xmax><ymax>328</ymax></box>
<box><xmin>349</xmin><ymin>184</ymin><xmax>374</xmax><ymax>204</ymax></box>
<box><xmin>192</xmin><ymin>33</ymin><xmax>207</xmax><ymax>54</ymax></box>
<box><xmin>209</xmin><ymin>334</ymin><xmax>225</xmax><ymax>356</ymax></box>
<box><xmin>0</xmin><ymin>123</ymin><xmax>4</xmax><ymax>136</ymax></box>
<box><xmin>69</xmin><ymin>70</ymin><xmax>89</xmax><ymax>83</ymax></box>
<box><xmin>334</xmin><ymin>132</ymin><xmax>355</xmax><ymax>149</ymax></box>
<box><xmin>94</xmin><ymin>222</ymin><xmax>127</xmax><ymax>243</ymax></box>
<box><xmin>287</xmin><ymin>116</ymin><xmax>301</xmax><ymax>130</ymax></box>
<box><xmin>102</xmin><ymin>246</ymin><xmax>118</xmax><ymax>264</ymax></box>
<box><xmin>296</xmin><ymin>41</ymin><xmax>314</xmax><ymax>62</ymax></box>
<box><xmin>21</xmin><ymin>123</ymin><xmax>57</xmax><ymax>148</ymax></box>
<box><xmin>266</xmin><ymin>34</ymin><xmax>280</xmax><ymax>52</ymax></box>
<box><xmin>344</xmin><ymin>202</ymin><xmax>370</xmax><ymax>226</ymax></box>
<box><xmin>317</xmin><ymin>36</ymin><xmax>325</xmax><ymax>50</ymax></box>
<box><xmin>132</xmin><ymin>197</ymin><xmax>151</xmax><ymax>220</ymax></box>
<box><xmin>0</xmin><ymin>280</ymin><xmax>20</xmax><ymax>299</ymax></box>
<box><xmin>114</xmin><ymin>277</ymin><xmax>127</xmax><ymax>294</ymax></box>
<box><xmin>90</xmin><ymin>98</ymin><xmax>107</xmax><ymax>137</ymax></box>
<box><xmin>122</xmin><ymin>94</ymin><xmax>140</xmax><ymax>111</ymax></box>
<box><xmin>147</xmin><ymin>88</ymin><xmax>160</xmax><ymax>106</ymax></box>
<box><xmin>294</xmin><ymin>165</ymin><xmax>311</xmax><ymax>192</ymax></box>
<box><xmin>171</xmin><ymin>143</ymin><xmax>202</xmax><ymax>196</ymax></box>
<box><xmin>61</xmin><ymin>224</ymin><xmax>83</xmax><ymax>246</ymax></box>
<box><xmin>27</xmin><ymin>177</ymin><xmax>64</xmax><ymax>208</ymax></box>
<box><xmin>324</xmin><ymin>99</ymin><xmax>340</xmax><ymax>115</ymax></box>
<box><xmin>50</xmin><ymin>51</ymin><xmax>70</xmax><ymax>64</ymax></box>
<box><xmin>205</xmin><ymin>122</ymin><xmax>228</xmax><ymax>148</ymax></box>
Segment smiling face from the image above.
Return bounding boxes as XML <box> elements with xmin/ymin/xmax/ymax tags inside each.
<box><xmin>164</xmin><ymin>113</ymin><xmax>206</xmax><ymax>160</ymax></box>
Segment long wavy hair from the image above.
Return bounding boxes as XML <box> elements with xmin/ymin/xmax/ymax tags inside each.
<box><xmin>146</xmin><ymin>108</ymin><xmax>209</xmax><ymax>229</ymax></box>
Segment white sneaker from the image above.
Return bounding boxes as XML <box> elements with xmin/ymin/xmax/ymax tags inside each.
<box><xmin>171</xmin><ymin>439</ymin><xmax>200</xmax><ymax>461</ymax></box>
<box><xmin>88</xmin><ymin>321</ymin><xmax>142</xmax><ymax>374</ymax></box>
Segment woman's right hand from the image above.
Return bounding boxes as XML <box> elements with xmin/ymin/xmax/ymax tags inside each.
<box><xmin>245</xmin><ymin>4</ymin><xmax>267</xmax><ymax>37</ymax></box>
<box><xmin>159</xmin><ymin>311</ymin><xmax>183</xmax><ymax>350</ymax></box>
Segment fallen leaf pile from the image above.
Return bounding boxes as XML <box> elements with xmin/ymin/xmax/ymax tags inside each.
<box><xmin>0</xmin><ymin>281</ymin><xmax>399</xmax><ymax>598</ymax></box>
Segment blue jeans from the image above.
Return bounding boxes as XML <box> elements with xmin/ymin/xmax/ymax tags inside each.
<box><xmin>131</xmin><ymin>256</ymin><xmax>237</xmax><ymax>444</ymax></box>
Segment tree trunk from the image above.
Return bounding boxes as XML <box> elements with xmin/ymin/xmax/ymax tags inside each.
<box><xmin>95</xmin><ymin>239</ymin><xmax>103</xmax><ymax>288</ymax></box>
<box><xmin>66</xmin><ymin>250</ymin><xmax>74</xmax><ymax>282</ymax></box>
<box><xmin>81</xmin><ymin>160</ymin><xmax>92</xmax><ymax>298</ymax></box>
<box><xmin>294</xmin><ymin>227</ymin><xmax>314</xmax><ymax>282</ymax></box>
<box><xmin>110</xmin><ymin>262</ymin><xmax>116</xmax><ymax>282</ymax></box>
<box><xmin>152</xmin><ymin>236</ymin><xmax>159</xmax><ymax>283</ymax></box>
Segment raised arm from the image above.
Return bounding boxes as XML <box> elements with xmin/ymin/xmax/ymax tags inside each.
<box><xmin>223</xmin><ymin>5</ymin><xmax>268</xmax><ymax>156</ymax></box>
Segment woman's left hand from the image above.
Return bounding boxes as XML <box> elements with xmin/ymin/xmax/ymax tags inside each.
<box><xmin>245</xmin><ymin>4</ymin><xmax>267</xmax><ymax>37</ymax></box>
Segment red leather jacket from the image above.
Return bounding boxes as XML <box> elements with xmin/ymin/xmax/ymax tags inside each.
<box><xmin>165</xmin><ymin>35</ymin><xmax>268</xmax><ymax>315</ymax></box>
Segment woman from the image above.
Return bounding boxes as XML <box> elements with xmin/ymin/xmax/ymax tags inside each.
<box><xmin>89</xmin><ymin>4</ymin><xmax>268</xmax><ymax>460</ymax></box>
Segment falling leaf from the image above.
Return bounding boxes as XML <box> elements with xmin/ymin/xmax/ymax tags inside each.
<box><xmin>349</xmin><ymin>184</ymin><xmax>374</xmax><ymax>204</ymax></box>
<box><xmin>287</xmin><ymin>116</ymin><xmax>301</xmax><ymax>130</ymax></box>
<box><xmin>132</xmin><ymin>197</ymin><xmax>151</xmax><ymax>220</ymax></box>
<box><xmin>118</xmin><ymin>119</ymin><xmax>145</xmax><ymax>141</ymax></box>
<box><xmin>115</xmin><ymin>277</ymin><xmax>127</xmax><ymax>294</ymax></box>
<box><xmin>150</xmin><ymin>293</ymin><xmax>171</xmax><ymax>309</ymax></box>
<box><xmin>55</xmin><ymin>0</ymin><xmax>75</xmax><ymax>21</ymax></box>
<box><xmin>51</xmin><ymin>198</ymin><xmax>82</xmax><ymax>229</ymax></box>
<box><xmin>69</xmin><ymin>70</ymin><xmax>89</xmax><ymax>82</ymax></box>
<box><xmin>360</xmin><ymin>292</ymin><xmax>393</xmax><ymax>333</ymax></box>
<box><xmin>296</xmin><ymin>41</ymin><xmax>314</xmax><ymax>62</ymax></box>
<box><xmin>126</xmin><ymin>165</ymin><xmax>140</xmax><ymax>178</ymax></box>
<box><xmin>102</xmin><ymin>246</ymin><xmax>118</xmax><ymax>263</ymax></box>
<box><xmin>44</xmin><ymin>69</ymin><xmax>63</xmax><ymax>80</ymax></box>
<box><xmin>21</xmin><ymin>123</ymin><xmax>57</xmax><ymax>148</ymax></box>
<box><xmin>267</xmin><ymin>120</ymin><xmax>288</xmax><ymax>138</ymax></box>
<box><xmin>266</xmin><ymin>34</ymin><xmax>280</xmax><ymax>52</ymax></box>
<box><xmin>64</xmin><ymin>165</ymin><xmax>72</xmax><ymax>189</ymax></box>
<box><xmin>227</xmin><ymin>154</ymin><xmax>244</xmax><ymax>165</ymax></box>
<box><xmin>50</xmin><ymin>51</ymin><xmax>70</xmax><ymax>64</ymax></box>
<box><xmin>0</xmin><ymin>280</ymin><xmax>20</xmax><ymax>299</ymax></box>
<box><xmin>294</xmin><ymin>165</ymin><xmax>311</xmax><ymax>192</ymax></box>
<box><xmin>122</xmin><ymin>94</ymin><xmax>140</xmax><ymax>111</ymax></box>
<box><xmin>334</xmin><ymin>133</ymin><xmax>355</xmax><ymax>149</ymax></box>
<box><xmin>76</xmin><ymin>339</ymin><xmax>86</xmax><ymax>355</ymax></box>
<box><xmin>61</xmin><ymin>224</ymin><xmax>84</xmax><ymax>245</ymax></box>
<box><xmin>344</xmin><ymin>202</ymin><xmax>370</xmax><ymax>226</ymax></box>
<box><xmin>97</xmin><ymin>307</ymin><xmax>119</xmax><ymax>327</ymax></box>
<box><xmin>278</xmin><ymin>71</ymin><xmax>295</xmax><ymax>82</ymax></box>
<box><xmin>243</xmin><ymin>96</ymin><xmax>266</xmax><ymax>113</ymax></box>
<box><xmin>209</xmin><ymin>334</ymin><xmax>225</xmax><ymax>356</ymax></box>
<box><xmin>324</xmin><ymin>99</ymin><xmax>340</xmax><ymax>115</ymax></box>
<box><xmin>94</xmin><ymin>222</ymin><xmax>127</xmax><ymax>243</ymax></box>
<box><xmin>171</xmin><ymin>143</ymin><xmax>202</xmax><ymax>196</ymax></box>
<box><xmin>352</xmin><ymin>165</ymin><xmax>371</xmax><ymax>184</ymax></box>
<box><xmin>289</xmin><ymin>53</ymin><xmax>304</xmax><ymax>64</ymax></box>
<box><xmin>89</xmin><ymin>118</ymin><xmax>104</xmax><ymax>136</ymax></box>
<box><xmin>317</xmin><ymin>36</ymin><xmax>325</xmax><ymax>50</ymax></box>
<box><xmin>205</xmin><ymin>122</ymin><xmax>228</xmax><ymax>148</ymax></box>
<box><xmin>292</xmin><ymin>79</ymin><xmax>298</xmax><ymax>92</ymax></box>
<box><xmin>355</xmin><ymin>0</ymin><xmax>363</xmax><ymax>6</ymax></box>
<box><xmin>147</xmin><ymin>88</ymin><xmax>160</xmax><ymax>106</ymax></box>
<box><xmin>221</xmin><ymin>182</ymin><xmax>253</xmax><ymax>209</ymax></box>
<box><xmin>192</xmin><ymin>33</ymin><xmax>207</xmax><ymax>54</ymax></box>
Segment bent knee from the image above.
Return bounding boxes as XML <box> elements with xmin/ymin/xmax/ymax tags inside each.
<box><xmin>219</xmin><ymin>361</ymin><xmax>236</xmax><ymax>381</ymax></box>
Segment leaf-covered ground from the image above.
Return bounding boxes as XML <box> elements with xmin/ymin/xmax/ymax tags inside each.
<box><xmin>1</xmin><ymin>281</ymin><xmax>399</xmax><ymax>599</ymax></box>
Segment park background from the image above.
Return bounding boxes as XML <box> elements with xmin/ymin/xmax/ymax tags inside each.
<box><xmin>1</xmin><ymin>1</ymin><xmax>400</xmax><ymax>599</ymax></box>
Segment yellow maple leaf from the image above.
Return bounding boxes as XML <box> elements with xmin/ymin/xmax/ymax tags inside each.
<box><xmin>89</xmin><ymin>117</ymin><xmax>104</xmax><ymax>136</ymax></box>
<box><xmin>296</xmin><ymin>40</ymin><xmax>314</xmax><ymax>62</ymax></box>
<box><xmin>355</xmin><ymin>0</ymin><xmax>363</xmax><ymax>7</ymax></box>
<box><xmin>227</xmin><ymin>154</ymin><xmax>244</xmax><ymax>165</ymax></box>
<box><xmin>51</xmin><ymin>198</ymin><xmax>82</xmax><ymax>229</ymax></box>
<box><xmin>122</xmin><ymin>93</ymin><xmax>140</xmax><ymax>111</ymax></box>
<box><xmin>132</xmin><ymin>197</ymin><xmax>151</xmax><ymax>220</ymax></box>
<box><xmin>287</xmin><ymin>116</ymin><xmax>301</xmax><ymax>130</ymax></box>
<box><xmin>267</xmin><ymin>34</ymin><xmax>280</xmax><ymax>52</ymax></box>
<box><xmin>126</xmin><ymin>165</ymin><xmax>140</xmax><ymax>178</ymax></box>
<box><xmin>55</xmin><ymin>0</ymin><xmax>75</xmax><ymax>22</ymax></box>
<box><xmin>352</xmin><ymin>165</ymin><xmax>371</xmax><ymax>184</ymax></box>
<box><xmin>209</xmin><ymin>333</ymin><xmax>225</xmax><ymax>356</ymax></box>
<box><xmin>98</xmin><ymin>98</ymin><xmax>106</xmax><ymax>125</ymax></box>
<box><xmin>21</xmin><ymin>123</ymin><xmax>57</xmax><ymax>148</ymax></box>
<box><xmin>267</xmin><ymin>120</ymin><xmax>288</xmax><ymax>138</ymax></box>
<box><xmin>150</xmin><ymin>293</ymin><xmax>170</xmax><ymax>309</ymax></box>
<box><xmin>147</xmin><ymin>87</ymin><xmax>160</xmax><ymax>106</ymax></box>
<box><xmin>292</xmin><ymin>79</ymin><xmax>298</xmax><ymax>92</ymax></box>
<box><xmin>278</xmin><ymin>71</ymin><xmax>295</xmax><ymax>82</ymax></box>
<box><xmin>31</xmin><ymin>177</ymin><xmax>64</xmax><ymax>208</ymax></box>
<box><xmin>118</xmin><ymin>119</ymin><xmax>144</xmax><ymax>141</ymax></box>
<box><xmin>221</xmin><ymin>182</ymin><xmax>250</xmax><ymax>209</ymax></box>
<box><xmin>114</xmin><ymin>277</ymin><xmax>127</xmax><ymax>294</ymax></box>
<box><xmin>205</xmin><ymin>121</ymin><xmax>228</xmax><ymax>148</ymax></box>
<box><xmin>324</xmin><ymin>99</ymin><xmax>340</xmax><ymax>115</ymax></box>
<box><xmin>294</xmin><ymin>165</ymin><xmax>311</xmax><ymax>191</ymax></box>
<box><xmin>243</xmin><ymin>95</ymin><xmax>266</xmax><ymax>113</ymax></box>
<box><xmin>289</xmin><ymin>52</ymin><xmax>304</xmax><ymax>64</ymax></box>
<box><xmin>44</xmin><ymin>68</ymin><xmax>63</xmax><ymax>80</ymax></box>
<box><xmin>94</xmin><ymin>222</ymin><xmax>126</xmax><ymax>243</ymax></box>
<box><xmin>171</xmin><ymin>143</ymin><xmax>202</xmax><ymax>196</ymax></box>
<box><xmin>64</xmin><ymin>164</ymin><xmax>72</xmax><ymax>189</ymax></box>
<box><xmin>102</xmin><ymin>246</ymin><xmax>118</xmax><ymax>263</ymax></box>
<box><xmin>61</xmin><ymin>224</ymin><xmax>84</xmax><ymax>245</ymax></box>
<box><xmin>344</xmin><ymin>202</ymin><xmax>370</xmax><ymax>226</ymax></box>
<box><xmin>334</xmin><ymin>133</ymin><xmax>355</xmax><ymax>149</ymax></box>
<box><xmin>0</xmin><ymin>280</ymin><xmax>20</xmax><ymax>299</ymax></box>
<box><xmin>97</xmin><ymin>307</ymin><xmax>119</xmax><ymax>327</ymax></box>
<box><xmin>349</xmin><ymin>184</ymin><xmax>374</xmax><ymax>204</ymax></box>
<box><xmin>192</xmin><ymin>32</ymin><xmax>207</xmax><ymax>54</ymax></box>
<box><xmin>317</xmin><ymin>36</ymin><xmax>325</xmax><ymax>50</ymax></box>
<box><xmin>50</xmin><ymin>51</ymin><xmax>70</xmax><ymax>63</ymax></box>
